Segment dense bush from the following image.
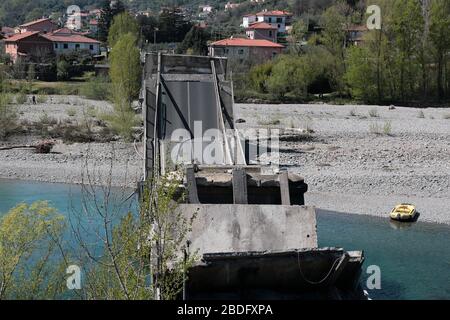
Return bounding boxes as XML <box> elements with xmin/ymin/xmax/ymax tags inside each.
<box><xmin>80</xmin><ymin>76</ymin><xmax>111</xmax><ymax>100</ymax></box>
<box><xmin>0</xmin><ymin>93</ymin><xmax>18</xmax><ymax>138</ymax></box>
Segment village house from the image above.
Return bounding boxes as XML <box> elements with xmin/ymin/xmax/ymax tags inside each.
<box><xmin>200</xmin><ymin>5</ymin><xmax>214</xmax><ymax>13</ymax></box>
<box><xmin>18</xmin><ymin>18</ymin><xmax>59</xmax><ymax>34</ymax></box>
<box><xmin>42</xmin><ymin>28</ymin><xmax>100</xmax><ymax>55</ymax></box>
<box><xmin>225</xmin><ymin>2</ymin><xmax>241</xmax><ymax>11</ymax></box>
<box><xmin>346</xmin><ymin>25</ymin><xmax>369</xmax><ymax>46</ymax></box>
<box><xmin>89</xmin><ymin>19</ymin><xmax>99</xmax><ymax>35</ymax></box>
<box><xmin>208</xmin><ymin>37</ymin><xmax>284</xmax><ymax>65</ymax></box>
<box><xmin>4</xmin><ymin>24</ymin><xmax>101</xmax><ymax>63</ymax></box>
<box><xmin>242</xmin><ymin>14</ymin><xmax>257</xmax><ymax>28</ymax></box>
<box><xmin>242</xmin><ymin>10</ymin><xmax>292</xmax><ymax>34</ymax></box>
<box><xmin>4</xmin><ymin>31</ymin><xmax>54</xmax><ymax>63</ymax></box>
<box><xmin>1</xmin><ymin>27</ymin><xmax>16</xmax><ymax>38</ymax></box>
<box><xmin>246</xmin><ymin>22</ymin><xmax>277</xmax><ymax>42</ymax></box>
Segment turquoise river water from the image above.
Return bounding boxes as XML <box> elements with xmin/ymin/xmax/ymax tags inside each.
<box><xmin>0</xmin><ymin>179</ymin><xmax>449</xmax><ymax>300</ymax></box>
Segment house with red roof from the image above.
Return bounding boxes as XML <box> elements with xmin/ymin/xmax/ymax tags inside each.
<box><xmin>89</xmin><ymin>19</ymin><xmax>99</xmax><ymax>34</ymax></box>
<box><xmin>209</xmin><ymin>37</ymin><xmax>284</xmax><ymax>65</ymax></box>
<box><xmin>246</xmin><ymin>22</ymin><xmax>278</xmax><ymax>42</ymax></box>
<box><xmin>42</xmin><ymin>28</ymin><xmax>100</xmax><ymax>55</ymax></box>
<box><xmin>1</xmin><ymin>27</ymin><xmax>16</xmax><ymax>38</ymax></box>
<box><xmin>18</xmin><ymin>18</ymin><xmax>58</xmax><ymax>34</ymax></box>
<box><xmin>4</xmin><ymin>31</ymin><xmax>54</xmax><ymax>63</ymax></box>
<box><xmin>346</xmin><ymin>25</ymin><xmax>369</xmax><ymax>46</ymax></box>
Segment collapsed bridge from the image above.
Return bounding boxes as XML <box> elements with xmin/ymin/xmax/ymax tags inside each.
<box><xmin>141</xmin><ymin>53</ymin><xmax>365</xmax><ymax>299</ymax></box>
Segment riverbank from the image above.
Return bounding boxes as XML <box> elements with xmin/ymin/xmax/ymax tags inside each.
<box><xmin>1</xmin><ymin>97</ymin><xmax>449</xmax><ymax>224</ymax></box>
<box><xmin>236</xmin><ymin>103</ymin><xmax>450</xmax><ymax>225</ymax></box>
<box><xmin>0</xmin><ymin>96</ymin><xmax>142</xmax><ymax>188</ymax></box>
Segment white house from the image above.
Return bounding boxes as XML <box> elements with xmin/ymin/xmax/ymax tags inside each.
<box><xmin>200</xmin><ymin>5</ymin><xmax>213</xmax><ymax>13</ymax></box>
<box><xmin>242</xmin><ymin>14</ymin><xmax>257</xmax><ymax>28</ymax></box>
<box><xmin>42</xmin><ymin>28</ymin><xmax>100</xmax><ymax>55</ymax></box>
<box><xmin>255</xmin><ymin>10</ymin><xmax>292</xmax><ymax>33</ymax></box>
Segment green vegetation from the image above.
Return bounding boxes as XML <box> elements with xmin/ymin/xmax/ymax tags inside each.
<box><xmin>0</xmin><ymin>201</ymin><xmax>67</xmax><ymax>299</ymax></box>
<box><xmin>368</xmin><ymin>108</ymin><xmax>379</xmax><ymax>118</ymax></box>
<box><xmin>240</xmin><ymin>0</ymin><xmax>449</xmax><ymax>105</ymax></box>
<box><xmin>80</xmin><ymin>76</ymin><xmax>111</xmax><ymax>101</ymax></box>
<box><xmin>369</xmin><ymin>121</ymin><xmax>393</xmax><ymax>135</ymax></box>
<box><xmin>108</xmin><ymin>12</ymin><xmax>139</xmax><ymax>47</ymax></box>
<box><xmin>0</xmin><ymin>169</ymin><xmax>196</xmax><ymax>299</ymax></box>
<box><xmin>104</xmin><ymin>21</ymin><xmax>141</xmax><ymax>141</ymax></box>
<box><xmin>0</xmin><ymin>94</ymin><xmax>18</xmax><ymax>138</ymax></box>
<box><xmin>176</xmin><ymin>26</ymin><xmax>210</xmax><ymax>55</ymax></box>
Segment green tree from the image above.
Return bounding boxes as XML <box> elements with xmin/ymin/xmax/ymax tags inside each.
<box><xmin>56</xmin><ymin>60</ymin><xmax>70</xmax><ymax>81</ymax></box>
<box><xmin>109</xmin><ymin>33</ymin><xmax>141</xmax><ymax>103</ymax></box>
<box><xmin>391</xmin><ymin>0</ymin><xmax>423</xmax><ymax>101</ymax></box>
<box><xmin>429</xmin><ymin>0</ymin><xmax>450</xmax><ymax>99</ymax></box>
<box><xmin>98</xmin><ymin>0</ymin><xmax>126</xmax><ymax>42</ymax></box>
<box><xmin>108</xmin><ymin>12</ymin><xmax>139</xmax><ymax>47</ymax></box>
<box><xmin>266</xmin><ymin>56</ymin><xmax>296</xmax><ymax>99</ymax></box>
<box><xmin>345</xmin><ymin>45</ymin><xmax>378</xmax><ymax>102</ymax></box>
<box><xmin>106</xmin><ymin>33</ymin><xmax>141</xmax><ymax>140</ymax></box>
<box><xmin>176</xmin><ymin>26</ymin><xmax>210</xmax><ymax>55</ymax></box>
<box><xmin>290</xmin><ymin>20</ymin><xmax>308</xmax><ymax>52</ymax></box>
<box><xmin>320</xmin><ymin>4</ymin><xmax>349</xmax><ymax>94</ymax></box>
<box><xmin>249</xmin><ymin>62</ymin><xmax>274</xmax><ymax>93</ymax></box>
<box><xmin>157</xmin><ymin>7</ymin><xmax>192</xmax><ymax>43</ymax></box>
<box><xmin>0</xmin><ymin>92</ymin><xmax>17</xmax><ymax>138</ymax></box>
<box><xmin>0</xmin><ymin>202</ymin><xmax>67</xmax><ymax>299</ymax></box>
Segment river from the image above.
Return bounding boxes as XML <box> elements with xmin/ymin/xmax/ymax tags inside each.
<box><xmin>0</xmin><ymin>179</ymin><xmax>449</xmax><ymax>300</ymax></box>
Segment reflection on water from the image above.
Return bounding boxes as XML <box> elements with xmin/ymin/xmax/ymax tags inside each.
<box><xmin>317</xmin><ymin>209</ymin><xmax>450</xmax><ymax>300</ymax></box>
<box><xmin>0</xmin><ymin>179</ymin><xmax>449</xmax><ymax>300</ymax></box>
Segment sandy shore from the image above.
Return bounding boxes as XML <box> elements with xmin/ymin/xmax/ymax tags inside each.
<box><xmin>1</xmin><ymin>96</ymin><xmax>449</xmax><ymax>224</ymax></box>
<box><xmin>0</xmin><ymin>96</ymin><xmax>142</xmax><ymax>188</ymax></box>
<box><xmin>236</xmin><ymin>103</ymin><xmax>450</xmax><ymax>225</ymax></box>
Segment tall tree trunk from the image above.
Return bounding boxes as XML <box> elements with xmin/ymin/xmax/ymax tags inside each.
<box><xmin>420</xmin><ymin>0</ymin><xmax>431</xmax><ymax>98</ymax></box>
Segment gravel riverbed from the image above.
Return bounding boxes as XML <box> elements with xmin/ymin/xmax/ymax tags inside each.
<box><xmin>1</xmin><ymin>97</ymin><xmax>449</xmax><ymax>224</ymax></box>
<box><xmin>235</xmin><ymin>103</ymin><xmax>450</xmax><ymax>224</ymax></box>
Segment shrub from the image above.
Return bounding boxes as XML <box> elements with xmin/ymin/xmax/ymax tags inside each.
<box><xmin>15</xmin><ymin>92</ymin><xmax>28</xmax><ymax>104</ymax></box>
<box><xmin>66</xmin><ymin>107</ymin><xmax>77</xmax><ymax>117</ymax></box>
<box><xmin>101</xmin><ymin>98</ymin><xmax>139</xmax><ymax>141</ymax></box>
<box><xmin>369</xmin><ymin>108</ymin><xmax>379</xmax><ymax>117</ymax></box>
<box><xmin>36</xmin><ymin>95</ymin><xmax>47</xmax><ymax>104</ymax></box>
<box><xmin>417</xmin><ymin>110</ymin><xmax>425</xmax><ymax>118</ymax></box>
<box><xmin>80</xmin><ymin>76</ymin><xmax>111</xmax><ymax>100</ymax></box>
<box><xmin>383</xmin><ymin>121</ymin><xmax>392</xmax><ymax>135</ymax></box>
<box><xmin>0</xmin><ymin>94</ymin><xmax>18</xmax><ymax>138</ymax></box>
<box><xmin>369</xmin><ymin>121</ymin><xmax>392</xmax><ymax>135</ymax></box>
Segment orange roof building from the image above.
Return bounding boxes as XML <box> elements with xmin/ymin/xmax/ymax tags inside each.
<box><xmin>209</xmin><ymin>37</ymin><xmax>284</xmax><ymax>65</ymax></box>
<box><xmin>245</xmin><ymin>22</ymin><xmax>278</xmax><ymax>42</ymax></box>
<box><xmin>4</xmin><ymin>31</ymin><xmax>53</xmax><ymax>63</ymax></box>
<box><xmin>19</xmin><ymin>18</ymin><xmax>58</xmax><ymax>34</ymax></box>
<box><xmin>41</xmin><ymin>28</ymin><xmax>100</xmax><ymax>54</ymax></box>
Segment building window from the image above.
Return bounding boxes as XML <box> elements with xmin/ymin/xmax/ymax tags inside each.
<box><xmin>75</xmin><ymin>44</ymin><xmax>80</xmax><ymax>49</ymax></box>
<box><xmin>238</xmin><ymin>49</ymin><xmax>244</xmax><ymax>55</ymax></box>
<box><xmin>54</xmin><ymin>43</ymin><xmax>58</xmax><ymax>49</ymax></box>
<box><xmin>268</xmin><ymin>17</ymin><xmax>272</xmax><ymax>23</ymax></box>
<box><xmin>224</xmin><ymin>48</ymin><xmax>229</xmax><ymax>54</ymax></box>
<box><xmin>89</xmin><ymin>45</ymin><xmax>94</xmax><ymax>50</ymax></box>
<box><xmin>269</xmin><ymin>31</ymin><xmax>272</xmax><ymax>37</ymax></box>
<box><xmin>277</xmin><ymin>18</ymin><xmax>283</xmax><ymax>23</ymax></box>
<box><xmin>63</xmin><ymin>43</ymin><xmax>68</xmax><ymax>49</ymax></box>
